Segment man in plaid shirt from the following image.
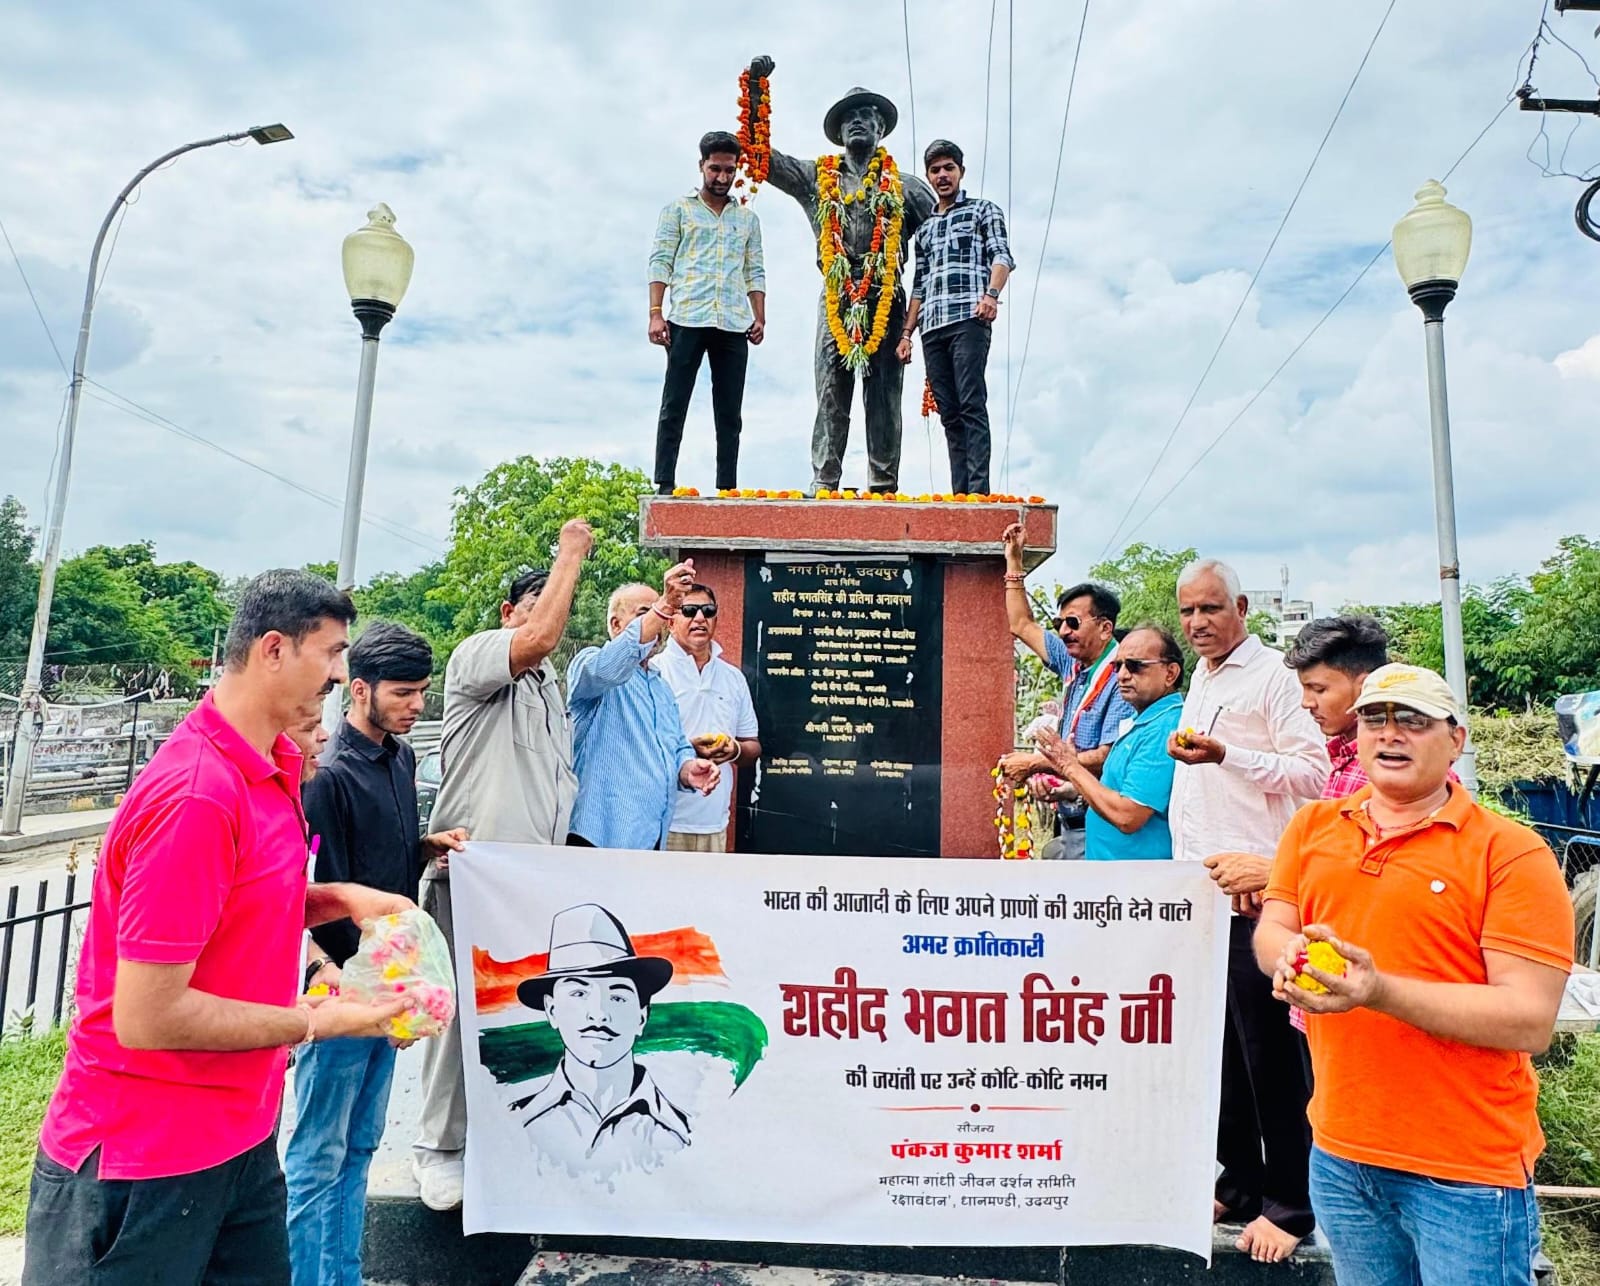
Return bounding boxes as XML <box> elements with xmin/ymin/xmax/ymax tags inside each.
<box><xmin>1283</xmin><ymin>616</ymin><xmax>1392</xmax><ymax>801</ymax></box>
<box><xmin>898</xmin><ymin>139</ymin><xmax>1015</xmax><ymax>495</ymax></box>
<box><xmin>648</xmin><ymin>131</ymin><xmax>766</xmax><ymax>495</ymax></box>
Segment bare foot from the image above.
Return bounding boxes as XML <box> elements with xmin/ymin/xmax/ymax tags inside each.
<box><xmin>1236</xmin><ymin>1215</ymin><xmax>1302</xmax><ymax>1263</ymax></box>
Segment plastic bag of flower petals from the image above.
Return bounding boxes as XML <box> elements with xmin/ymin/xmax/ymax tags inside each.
<box><xmin>339</xmin><ymin>908</ymin><xmax>456</xmax><ymax>1041</ymax></box>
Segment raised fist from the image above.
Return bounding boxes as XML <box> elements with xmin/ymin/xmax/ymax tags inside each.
<box><xmin>749</xmin><ymin>55</ymin><xmax>776</xmax><ymax>80</ymax></box>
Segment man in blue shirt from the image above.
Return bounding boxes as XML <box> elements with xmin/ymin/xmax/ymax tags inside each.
<box><xmin>1038</xmin><ymin>625</ymin><xmax>1186</xmax><ymax>860</ymax></box>
<box><xmin>1000</xmin><ymin>523</ymin><xmax>1136</xmax><ymax>858</ymax></box>
<box><xmin>567</xmin><ymin>560</ymin><xmax>721</xmax><ymax>849</ymax></box>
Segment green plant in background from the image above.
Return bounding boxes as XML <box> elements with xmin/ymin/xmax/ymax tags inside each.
<box><xmin>0</xmin><ymin>1027</ymin><xmax>67</xmax><ymax>1235</ymax></box>
<box><xmin>1536</xmin><ymin>1034</ymin><xmax>1600</xmax><ymax>1283</ymax></box>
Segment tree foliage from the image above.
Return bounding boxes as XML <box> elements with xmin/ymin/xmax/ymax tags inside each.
<box><xmin>433</xmin><ymin>456</ymin><xmax>666</xmax><ymax>650</ymax></box>
<box><xmin>0</xmin><ymin>496</ymin><xmax>38</xmax><ymax>659</ymax></box>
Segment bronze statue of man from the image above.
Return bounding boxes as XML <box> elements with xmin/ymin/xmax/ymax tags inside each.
<box><xmin>749</xmin><ymin>55</ymin><xmax>935</xmax><ymax>494</ymax></box>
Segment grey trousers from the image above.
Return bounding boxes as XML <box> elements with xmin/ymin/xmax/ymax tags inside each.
<box><xmin>414</xmin><ymin>870</ymin><xmax>466</xmax><ymax>1161</ymax></box>
<box><xmin>810</xmin><ymin>288</ymin><xmax>907</xmax><ymax>492</ymax></box>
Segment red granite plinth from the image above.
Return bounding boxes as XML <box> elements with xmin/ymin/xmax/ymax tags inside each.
<box><xmin>641</xmin><ymin>497</ymin><xmax>1058</xmax><ymax>859</ymax></box>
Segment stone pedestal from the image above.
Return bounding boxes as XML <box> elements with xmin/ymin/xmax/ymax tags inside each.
<box><xmin>640</xmin><ymin>497</ymin><xmax>1057</xmax><ymax>859</ymax></box>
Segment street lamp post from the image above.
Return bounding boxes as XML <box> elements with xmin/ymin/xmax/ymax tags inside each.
<box><xmin>0</xmin><ymin>124</ymin><xmax>294</xmax><ymax>836</ymax></box>
<box><xmin>1392</xmin><ymin>179</ymin><xmax>1478</xmax><ymax>794</ymax></box>
<box><xmin>321</xmin><ymin>204</ymin><xmax>414</xmax><ymax>731</ymax></box>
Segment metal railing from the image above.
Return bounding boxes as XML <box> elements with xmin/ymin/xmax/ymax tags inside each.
<box><xmin>1</xmin><ymin>872</ymin><xmax>90</xmax><ymax>1034</ymax></box>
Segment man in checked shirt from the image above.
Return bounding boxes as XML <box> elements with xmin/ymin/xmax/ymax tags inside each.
<box><xmin>897</xmin><ymin>139</ymin><xmax>1015</xmax><ymax>496</ymax></box>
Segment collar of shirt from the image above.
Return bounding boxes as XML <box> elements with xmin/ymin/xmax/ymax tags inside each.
<box><xmin>1200</xmin><ymin>632</ymin><xmax>1265</xmax><ymax>676</ymax></box>
<box><xmin>519</xmin><ymin>1059</ymin><xmax>690</xmax><ymax>1145</ymax></box>
<box><xmin>1131</xmin><ymin>691</ymin><xmax>1185</xmax><ymax>728</ymax></box>
<box><xmin>1338</xmin><ymin>781</ymin><xmax>1471</xmax><ymax>835</ymax></box>
<box><xmin>1327</xmin><ymin>732</ymin><xmax>1359</xmax><ymax>767</ymax></box>
<box><xmin>1069</xmin><ymin>637</ymin><xmax>1119</xmax><ymax>685</ymax></box>
<box><xmin>335</xmin><ymin>718</ymin><xmax>399</xmax><ymax>761</ymax></box>
<box><xmin>192</xmin><ymin>690</ymin><xmax>299</xmax><ymax>786</ymax></box>
<box><xmin>657</xmin><ymin>636</ymin><xmax>724</xmax><ymax>677</ymax></box>
<box><xmin>933</xmin><ymin>189</ymin><xmax>971</xmax><ymax>214</ymax></box>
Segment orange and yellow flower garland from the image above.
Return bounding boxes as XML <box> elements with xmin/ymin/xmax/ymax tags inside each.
<box><xmin>816</xmin><ymin>147</ymin><xmax>904</xmax><ymax>373</ymax></box>
<box><xmin>734</xmin><ymin>70</ymin><xmax>771</xmax><ymax>203</ymax></box>
<box><xmin>921</xmin><ymin>376</ymin><xmax>939</xmax><ymax>421</ymax></box>
<box><xmin>991</xmin><ymin>763</ymin><xmax>1034</xmax><ymax>859</ymax></box>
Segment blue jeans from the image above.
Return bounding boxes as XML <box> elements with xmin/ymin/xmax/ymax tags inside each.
<box><xmin>1309</xmin><ymin>1146</ymin><xmax>1540</xmax><ymax>1286</ymax></box>
<box><xmin>284</xmin><ymin>1036</ymin><xmax>396</xmax><ymax>1286</ymax></box>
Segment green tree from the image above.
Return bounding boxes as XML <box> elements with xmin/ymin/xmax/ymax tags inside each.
<box><xmin>353</xmin><ymin>562</ymin><xmax>457</xmax><ymax>659</ymax></box>
<box><xmin>46</xmin><ymin>550</ymin><xmax>188</xmax><ymax>669</ymax></box>
<box><xmin>1089</xmin><ymin>541</ymin><xmax>1199</xmax><ymax>654</ymax></box>
<box><xmin>434</xmin><ymin>456</ymin><xmax>666</xmax><ymax>650</ymax></box>
<box><xmin>1508</xmin><ymin>536</ymin><xmax>1600</xmax><ymax>700</ymax></box>
<box><xmin>0</xmin><ymin>496</ymin><xmax>38</xmax><ymax>660</ymax></box>
<box><xmin>87</xmin><ymin>541</ymin><xmax>231</xmax><ymax>657</ymax></box>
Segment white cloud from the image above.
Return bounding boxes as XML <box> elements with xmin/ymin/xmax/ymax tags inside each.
<box><xmin>0</xmin><ymin>0</ymin><xmax>1594</xmax><ymax>620</ymax></box>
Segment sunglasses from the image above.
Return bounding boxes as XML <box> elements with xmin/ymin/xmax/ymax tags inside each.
<box><xmin>1357</xmin><ymin>705</ymin><xmax>1439</xmax><ymax>732</ymax></box>
<box><xmin>680</xmin><ymin>602</ymin><xmax>719</xmax><ymax>620</ymax></box>
<box><xmin>1111</xmin><ymin>657</ymin><xmax>1173</xmax><ymax>674</ymax></box>
<box><xmin>1054</xmin><ymin>614</ymin><xmax>1085</xmax><ymax>632</ymax></box>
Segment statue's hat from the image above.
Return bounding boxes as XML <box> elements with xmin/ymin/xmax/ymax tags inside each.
<box><xmin>824</xmin><ymin>87</ymin><xmax>899</xmax><ymax>147</ymax></box>
<box><xmin>516</xmin><ymin>903</ymin><xmax>673</xmax><ymax>1012</ymax></box>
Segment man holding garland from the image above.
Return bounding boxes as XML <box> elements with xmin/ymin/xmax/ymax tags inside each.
<box><xmin>744</xmin><ymin>55</ymin><xmax>935</xmax><ymax>495</ymax></box>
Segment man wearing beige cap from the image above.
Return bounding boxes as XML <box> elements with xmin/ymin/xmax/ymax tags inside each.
<box><xmin>1255</xmin><ymin>663</ymin><xmax>1573</xmax><ymax>1285</ymax></box>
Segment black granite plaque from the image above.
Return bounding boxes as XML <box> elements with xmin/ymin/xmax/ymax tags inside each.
<box><xmin>736</xmin><ymin>555</ymin><xmax>943</xmax><ymax>856</ymax></box>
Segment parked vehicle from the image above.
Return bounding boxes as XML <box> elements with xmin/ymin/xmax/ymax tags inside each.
<box><xmin>416</xmin><ymin>750</ymin><xmax>442</xmax><ymax>831</ymax></box>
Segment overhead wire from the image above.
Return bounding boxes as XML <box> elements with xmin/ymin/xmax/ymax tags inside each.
<box><xmin>1004</xmin><ymin>0</ymin><xmax>1013</xmax><ymax>475</ymax></box>
<box><xmin>81</xmin><ymin>379</ymin><xmax>446</xmax><ymax>556</ymax></box>
<box><xmin>1113</xmin><ymin>96</ymin><xmax>1517</xmax><ymax>549</ymax></box>
<box><xmin>1001</xmin><ymin>0</ymin><xmax>1091</xmax><ymax>487</ymax></box>
<box><xmin>1097</xmin><ymin>0</ymin><xmax>1400</xmax><ymax>559</ymax></box>
<box><xmin>0</xmin><ymin>212</ymin><xmax>68</xmax><ymax>374</ymax></box>
<box><xmin>901</xmin><ymin>0</ymin><xmax>918</xmax><ymax>162</ymax></box>
<box><xmin>980</xmin><ymin>0</ymin><xmax>998</xmax><ymax>194</ymax></box>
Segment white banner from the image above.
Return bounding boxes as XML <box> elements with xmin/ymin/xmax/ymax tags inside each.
<box><xmin>452</xmin><ymin>845</ymin><xmax>1228</xmax><ymax>1260</ymax></box>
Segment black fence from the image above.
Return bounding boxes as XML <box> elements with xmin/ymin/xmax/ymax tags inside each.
<box><xmin>1</xmin><ymin>872</ymin><xmax>90</xmax><ymax>1034</ymax></box>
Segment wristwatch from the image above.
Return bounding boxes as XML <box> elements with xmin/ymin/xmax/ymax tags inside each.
<box><xmin>984</xmin><ymin>287</ymin><xmax>1002</xmax><ymax>300</ymax></box>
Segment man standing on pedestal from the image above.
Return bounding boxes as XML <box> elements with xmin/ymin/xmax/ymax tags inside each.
<box><xmin>748</xmin><ymin>55</ymin><xmax>935</xmax><ymax>494</ymax></box>
<box><xmin>649</xmin><ymin>131</ymin><xmax>767</xmax><ymax>495</ymax></box>
<box><xmin>897</xmin><ymin>140</ymin><xmax>1015</xmax><ymax>496</ymax></box>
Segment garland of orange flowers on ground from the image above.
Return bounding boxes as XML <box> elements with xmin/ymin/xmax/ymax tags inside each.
<box><xmin>817</xmin><ymin>147</ymin><xmax>904</xmax><ymax>373</ymax></box>
<box><xmin>734</xmin><ymin>70</ymin><xmax>771</xmax><ymax>203</ymax></box>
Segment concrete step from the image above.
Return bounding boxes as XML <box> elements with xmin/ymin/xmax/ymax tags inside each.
<box><xmin>362</xmin><ymin>1199</ymin><xmax>1337</xmax><ymax>1286</ymax></box>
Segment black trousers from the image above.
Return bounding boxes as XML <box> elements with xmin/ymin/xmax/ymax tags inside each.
<box><xmin>1215</xmin><ymin>916</ymin><xmax>1315</xmax><ymax>1237</ymax></box>
<box><xmin>922</xmin><ymin>317</ymin><xmax>994</xmax><ymax>495</ymax></box>
<box><xmin>23</xmin><ymin>1136</ymin><xmax>289</xmax><ymax>1286</ymax></box>
<box><xmin>654</xmin><ymin>323</ymin><xmax>749</xmax><ymax>491</ymax></box>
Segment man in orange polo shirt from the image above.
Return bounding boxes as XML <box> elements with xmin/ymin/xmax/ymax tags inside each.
<box><xmin>1255</xmin><ymin>663</ymin><xmax>1572</xmax><ymax>1286</ymax></box>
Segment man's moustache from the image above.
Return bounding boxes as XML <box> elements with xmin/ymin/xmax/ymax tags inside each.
<box><xmin>580</xmin><ymin>1025</ymin><xmax>620</xmax><ymax>1038</ymax></box>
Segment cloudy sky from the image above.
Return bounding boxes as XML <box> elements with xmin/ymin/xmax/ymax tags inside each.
<box><xmin>2</xmin><ymin>0</ymin><xmax>1596</xmax><ymax>615</ymax></box>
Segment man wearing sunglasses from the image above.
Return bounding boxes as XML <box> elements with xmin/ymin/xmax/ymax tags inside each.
<box><xmin>999</xmin><ymin>523</ymin><xmax>1135</xmax><ymax>858</ymax></box>
<box><xmin>652</xmin><ymin>584</ymin><xmax>761</xmax><ymax>851</ymax></box>
<box><xmin>1034</xmin><ymin>624</ymin><xmax>1185</xmax><ymax>860</ymax></box>
<box><xmin>1256</xmin><ymin>664</ymin><xmax>1571</xmax><ymax>1285</ymax></box>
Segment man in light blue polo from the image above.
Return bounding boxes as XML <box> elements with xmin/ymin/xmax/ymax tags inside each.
<box><xmin>1037</xmin><ymin>624</ymin><xmax>1185</xmax><ymax>860</ymax></box>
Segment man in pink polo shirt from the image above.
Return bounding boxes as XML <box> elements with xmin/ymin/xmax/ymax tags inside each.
<box><xmin>24</xmin><ymin>570</ymin><xmax>414</xmax><ymax>1286</ymax></box>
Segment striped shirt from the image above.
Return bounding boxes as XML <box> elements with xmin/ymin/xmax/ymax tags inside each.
<box><xmin>567</xmin><ymin>617</ymin><xmax>695</xmax><ymax>850</ymax></box>
<box><xmin>648</xmin><ymin>192</ymin><xmax>765</xmax><ymax>332</ymax></box>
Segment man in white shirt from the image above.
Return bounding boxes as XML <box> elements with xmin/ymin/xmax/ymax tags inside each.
<box><xmin>651</xmin><ymin>584</ymin><xmax>760</xmax><ymax>851</ymax></box>
<box><xmin>1166</xmin><ymin>558</ymin><xmax>1328</xmax><ymax>1265</ymax></box>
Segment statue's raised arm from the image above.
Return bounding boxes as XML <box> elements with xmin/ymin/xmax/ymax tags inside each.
<box><xmin>747</xmin><ymin>56</ymin><xmax>818</xmax><ymax>214</ymax></box>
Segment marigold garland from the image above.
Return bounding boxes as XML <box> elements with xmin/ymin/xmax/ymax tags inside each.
<box><xmin>921</xmin><ymin>376</ymin><xmax>939</xmax><ymax>421</ymax></box>
<box><xmin>734</xmin><ymin>70</ymin><xmax>771</xmax><ymax>203</ymax></box>
<box><xmin>816</xmin><ymin>147</ymin><xmax>904</xmax><ymax>374</ymax></box>
<box><xmin>670</xmin><ymin>487</ymin><xmax>1051</xmax><ymax>504</ymax></box>
<box><xmin>991</xmin><ymin>763</ymin><xmax>1034</xmax><ymax>859</ymax></box>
